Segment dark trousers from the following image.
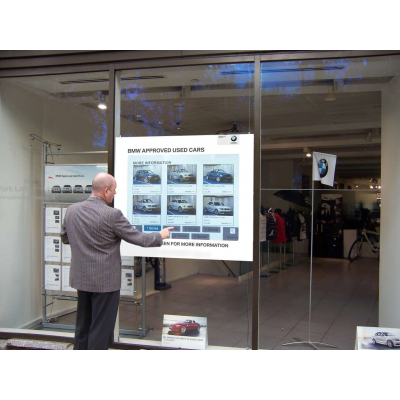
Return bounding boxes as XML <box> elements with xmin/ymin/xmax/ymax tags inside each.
<box><xmin>74</xmin><ymin>290</ymin><xmax>120</xmax><ymax>350</ymax></box>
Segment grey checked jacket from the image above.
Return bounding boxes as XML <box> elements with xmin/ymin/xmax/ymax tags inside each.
<box><xmin>61</xmin><ymin>196</ymin><xmax>162</xmax><ymax>293</ymax></box>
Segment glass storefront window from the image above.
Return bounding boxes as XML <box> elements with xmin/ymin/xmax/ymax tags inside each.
<box><xmin>115</xmin><ymin>63</ymin><xmax>255</xmax><ymax>349</ymax></box>
<box><xmin>258</xmin><ymin>55</ymin><xmax>399</xmax><ymax>349</ymax></box>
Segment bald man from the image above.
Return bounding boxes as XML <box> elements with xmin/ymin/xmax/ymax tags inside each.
<box><xmin>61</xmin><ymin>173</ymin><xmax>173</xmax><ymax>350</ymax></box>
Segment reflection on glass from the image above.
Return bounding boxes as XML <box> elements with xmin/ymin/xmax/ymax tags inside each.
<box><xmin>117</xmin><ymin>63</ymin><xmax>254</xmax><ymax>137</ymax></box>
<box><xmin>1</xmin><ymin>72</ymin><xmax>109</xmax><ymax>151</ymax></box>
<box><xmin>260</xmin><ymin>55</ymin><xmax>400</xmax><ymax>190</ymax></box>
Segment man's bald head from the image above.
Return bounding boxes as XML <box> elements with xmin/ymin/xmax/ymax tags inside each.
<box><xmin>92</xmin><ymin>173</ymin><xmax>117</xmax><ymax>204</ymax></box>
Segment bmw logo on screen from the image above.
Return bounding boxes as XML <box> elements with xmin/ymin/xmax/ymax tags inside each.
<box><xmin>231</xmin><ymin>135</ymin><xmax>237</xmax><ymax>142</ymax></box>
<box><xmin>318</xmin><ymin>158</ymin><xmax>329</xmax><ymax>178</ymax></box>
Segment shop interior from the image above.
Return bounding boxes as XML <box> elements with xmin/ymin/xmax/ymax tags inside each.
<box><xmin>1</xmin><ymin>53</ymin><xmax>398</xmax><ymax>349</ymax></box>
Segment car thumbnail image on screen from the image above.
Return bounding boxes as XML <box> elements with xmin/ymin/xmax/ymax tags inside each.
<box><xmin>204</xmin><ymin>164</ymin><xmax>234</xmax><ymax>184</ymax></box>
<box><xmin>133</xmin><ymin>166</ymin><xmax>161</xmax><ymax>185</ymax></box>
<box><xmin>167</xmin><ymin>164</ymin><xmax>196</xmax><ymax>184</ymax></box>
<box><xmin>167</xmin><ymin>196</ymin><xmax>196</xmax><ymax>214</ymax></box>
<box><xmin>203</xmin><ymin>196</ymin><xmax>234</xmax><ymax>216</ymax></box>
<box><xmin>133</xmin><ymin>195</ymin><xmax>161</xmax><ymax>214</ymax></box>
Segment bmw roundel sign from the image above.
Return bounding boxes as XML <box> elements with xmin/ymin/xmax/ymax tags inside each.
<box><xmin>318</xmin><ymin>158</ymin><xmax>328</xmax><ymax>178</ymax></box>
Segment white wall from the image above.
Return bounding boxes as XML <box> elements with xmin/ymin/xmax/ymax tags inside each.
<box><xmin>0</xmin><ymin>81</ymin><xmax>44</xmax><ymax>328</ymax></box>
<box><xmin>380</xmin><ymin>76</ymin><xmax>400</xmax><ymax>328</ymax></box>
<box><xmin>0</xmin><ymin>80</ymin><xmax>109</xmax><ymax>328</ymax></box>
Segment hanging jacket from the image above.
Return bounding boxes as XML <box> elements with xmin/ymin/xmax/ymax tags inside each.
<box><xmin>260</xmin><ymin>213</ymin><xmax>266</xmax><ymax>242</ymax></box>
<box><xmin>265</xmin><ymin>210</ymin><xmax>277</xmax><ymax>241</ymax></box>
<box><xmin>286</xmin><ymin>208</ymin><xmax>299</xmax><ymax>239</ymax></box>
<box><xmin>272</xmin><ymin>212</ymin><xmax>286</xmax><ymax>244</ymax></box>
<box><xmin>297</xmin><ymin>212</ymin><xmax>307</xmax><ymax>241</ymax></box>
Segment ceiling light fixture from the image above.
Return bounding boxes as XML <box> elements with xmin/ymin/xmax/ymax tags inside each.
<box><xmin>304</xmin><ymin>147</ymin><xmax>312</xmax><ymax>157</ymax></box>
<box><xmin>98</xmin><ymin>103</ymin><xmax>107</xmax><ymax>110</ymax></box>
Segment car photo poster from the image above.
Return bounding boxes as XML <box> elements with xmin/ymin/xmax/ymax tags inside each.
<box><xmin>356</xmin><ymin>326</ymin><xmax>400</xmax><ymax>350</ymax></box>
<box><xmin>44</xmin><ymin>164</ymin><xmax>107</xmax><ymax>203</ymax></box>
<box><xmin>162</xmin><ymin>314</ymin><xmax>208</xmax><ymax>350</ymax></box>
<box><xmin>115</xmin><ymin>134</ymin><xmax>254</xmax><ymax>261</ymax></box>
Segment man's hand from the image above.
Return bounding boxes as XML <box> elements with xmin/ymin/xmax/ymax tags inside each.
<box><xmin>160</xmin><ymin>227</ymin><xmax>174</xmax><ymax>239</ymax></box>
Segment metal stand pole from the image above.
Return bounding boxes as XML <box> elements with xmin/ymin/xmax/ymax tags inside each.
<box><xmin>281</xmin><ymin>242</ymin><xmax>288</xmax><ymax>269</ymax></box>
<box><xmin>141</xmin><ymin>257</ymin><xmax>146</xmax><ymax>336</ymax></box>
<box><xmin>282</xmin><ymin>160</ymin><xmax>336</xmax><ymax>350</ymax></box>
<box><xmin>293</xmin><ymin>241</ymin><xmax>295</xmax><ymax>266</ymax></box>
<box><xmin>42</xmin><ymin>143</ymin><xmax>47</xmax><ymax>326</ymax></box>
<box><xmin>267</xmin><ymin>241</ymin><xmax>270</xmax><ymax>265</ymax></box>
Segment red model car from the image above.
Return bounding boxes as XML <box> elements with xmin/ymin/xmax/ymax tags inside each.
<box><xmin>168</xmin><ymin>319</ymin><xmax>201</xmax><ymax>335</ymax></box>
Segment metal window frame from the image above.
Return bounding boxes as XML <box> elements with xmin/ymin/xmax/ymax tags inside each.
<box><xmin>1</xmin><ymin>50</ymin><xmax>396</xmax><ymax>350</ymax></box>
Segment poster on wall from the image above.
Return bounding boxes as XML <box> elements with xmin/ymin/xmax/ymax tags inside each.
<box><xmin>115</xmin><ymin>135</ymin><xmax>254</xmax><ymax>261</ymax></box>
<box><xmin>45</xmin><ymin>265</ymin><xmax>61</xmax><ymax>291</ymax></box>
<box><xmin>162</xmin><ymin>314</ymin><xmax>208</xmax><ymax>350</ymax></box>
<box><xmin>45</xmin><ymin>207</ymin><xmax>62</xmax><ymax>233</ymax></box>
<box><xmin>356</xmin><ymin>326</ymin><xmax>400</xmax><ymax>350</ymax></box>
<box><xmin>44</xmin><ymin>164</ymin><xmax>107</xmax><ymax>203</ymax></box>
<box><xmin>44</xmin><ymin>236</ymin><xmax>61</xmax><ymax>262</ymax></box>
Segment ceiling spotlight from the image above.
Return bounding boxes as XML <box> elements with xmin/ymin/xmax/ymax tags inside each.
<box><xmin>304</xmin><ymin>147</ymin><xmax>312</xmax><ymax>157</ymax></box>
<box><xmin>98</xmin><ymin>103</ymin><xmax>107</xmax><ymax>110</ymax></box>
<box><xmin>378</xmin><ymin>185</ymin><xmax>381</xmax><ymax>189</ymax></box>
<box><xmin>356</xmin><ymin>185</ymin><xmax>359</xmax><ymax>188</ymax></box>
<box><xmin>136</xmin><ymin>114</ymin><xmax>142</xmax><ymax>119</ymax></box>
<box><xmin>158</xmin><ymin>121</ymin><xmax>163</xmax><ymax>125</ymax></box>
<box><xmin>370</xmin><ymin>185</ymin><xmax>374</xmax><ymax>189</ymax></box>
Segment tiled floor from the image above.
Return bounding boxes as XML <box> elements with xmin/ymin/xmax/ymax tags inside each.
<box><xmin>56</xmin><ymin>257</ymin><xmax>379</xmax><ymax>350</ymax></box>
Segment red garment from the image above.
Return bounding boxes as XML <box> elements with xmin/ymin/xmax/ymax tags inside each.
<box><xmin>272</xmin><ymin>213</ymin><xmax>286</xmax><ymax>244</ymax></box>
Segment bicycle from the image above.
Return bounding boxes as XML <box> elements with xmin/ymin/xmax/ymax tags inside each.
<box><xmin>348</xmin><ymin>228</ymin><xmax>380</xmax><ymax>262</ymax></box>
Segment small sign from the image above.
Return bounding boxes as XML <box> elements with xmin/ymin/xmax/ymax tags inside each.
<box><xmin>162</xmin><ymin>314</ymin><xmax>208</xmax><ymax>350</ymax></box>
<box><xmin>61</xmin><ymin>265</ymin><xmax>76</xmax><ymax>293</ymax></box>
<box><xmin>44</xmin><ymin>236</ymin><xmax>61</xmax><ymax>262</ymax></box>
<box><xmin>45</xmin><ymin>207</ymin><xmax>62</xmax><ymax>234</ymax></box>
<box><xmin>45</xmin><ymin>265</ymin><xmax>61</xmax><ymax>291</ymax></box>
<box><xmin>356</xmin><ymin>326</ymin><xmax>400</xmax><ymax>350</ymax></box>
<box><xmin>62</xmin><ymin>242</ymin><xmax>71</xmax><ymax>263</ymax></box>
<box><xmin>121</xmin><ymin>269</ymin><xmax>134</xmax><ymax>296</ymax></box>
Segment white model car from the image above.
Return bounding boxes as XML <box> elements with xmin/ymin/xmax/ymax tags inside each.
<box><xmin>168</xmin><ymin>199</ymin><xmax>195</xmax><ymax>213</ymax></box>
<box><xmin>134</xmin><ymin>199</ymin><xmax>160</xmax><ymax>213</ymax></box>
<box><xmin>372</xmin><ymin>332</ymin><xmax>400</xmax><ymax>348</ymax></box>
<box><xmin>204</xmin><ymin>201</ymin><xmax>232</xmax><ymax>215</ymax></box>
<box><xmin>169</xmin><ymin>169</ymin><xmax>195</xmax><ymax>182</ymax></box>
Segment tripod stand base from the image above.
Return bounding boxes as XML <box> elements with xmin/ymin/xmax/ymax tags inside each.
<box><xmin>282</xmin><ymin>337</ymin><xmax>337</xmax><ymax>350</ymax></box>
